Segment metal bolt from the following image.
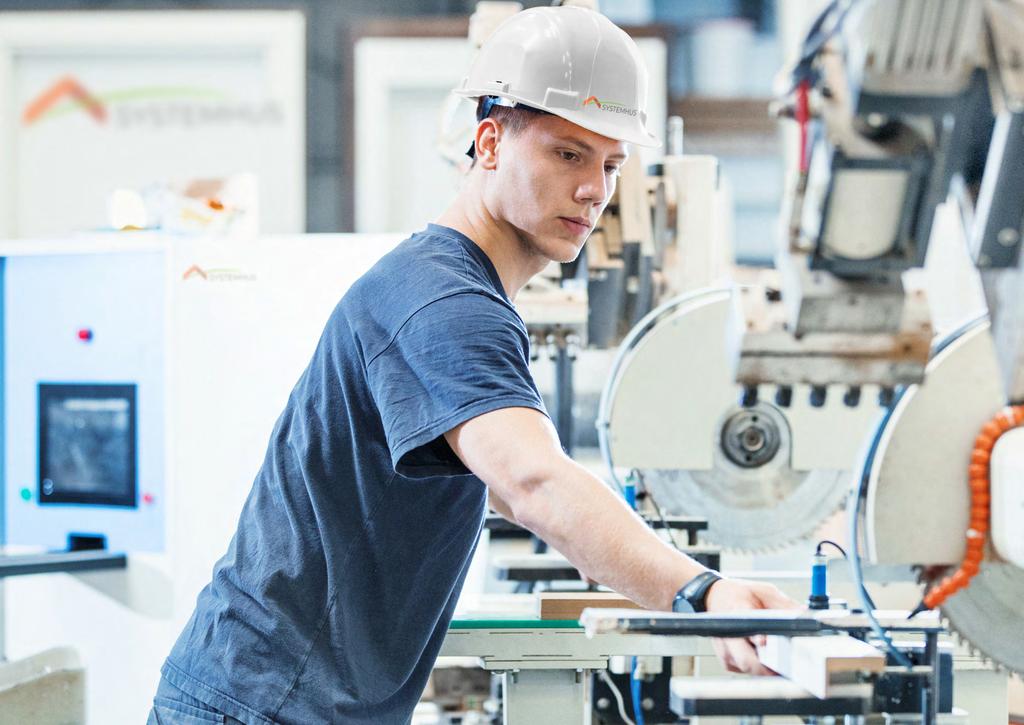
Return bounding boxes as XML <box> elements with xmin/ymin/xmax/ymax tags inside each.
<box><xmin>867</xmin><ymin>113</ymin><xmax>887</xmax><ymax>127</ymax></box>
<box><xmin>997</xmin><ymin>227</ymin><xmax>1020</xmax><ymax>247</ymax></box>
<box><xmin>596</xmin><ymin>697</ymin><xmax>610</xmax><ymax>710</ymax></box>
<box><xmin>545</xmin><ymin>333</ymin><xmax>558</xmax><ymax>361</ymax></box>
<box><xmin>642</xmin><ymin>697</ymin><xmax>655</xmax><ymax>710</ymax></box>
<box><xmin>741</xmin><ymin>427</ymin><xmax>766</xmax><ymax>452</ymax></box>
<box><xmin>566</xmin><ymin>333</ymin><xmax>581</xmax><ymax>361</ymax></box>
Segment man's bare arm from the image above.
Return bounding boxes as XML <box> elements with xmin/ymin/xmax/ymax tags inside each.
<box><xmin>445</xmin><ymin>406</ymin><xmax>799</xmax><ymax>674</ymax></box>
<box><xmin>447</xmin><ymin>406</ymin><xmax>706</xmax><ymax>609</ymax></box>
<box><xmin>487</xmin><ymin>489</ymin><xmax>515</xmax><ymax>521</ymax></box>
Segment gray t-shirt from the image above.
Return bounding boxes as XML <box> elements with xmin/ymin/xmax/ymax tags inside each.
<box><xmin>162</xmin><ymin>224</ymin><xmax>546</xmax><ymax>724</ymax></box>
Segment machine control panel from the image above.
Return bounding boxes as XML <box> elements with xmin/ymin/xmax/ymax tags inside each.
<box><xmin>3</xmin><ymin>251</ymin><xmax>166</xmax><ymax>552</ymax></box>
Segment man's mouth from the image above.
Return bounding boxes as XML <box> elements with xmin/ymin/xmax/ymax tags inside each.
<box><xmin>558</xmin><ymin>217</ymin><xmax>591</xmax><ymax>234</ymax></box>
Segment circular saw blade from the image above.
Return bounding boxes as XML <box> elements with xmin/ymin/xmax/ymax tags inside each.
<box><xmin>639</xmin><ymin>402</ymin><xmax>851</xmax><ymax>550</ymax></box>
<box><xmin>604</xmin><ymin>286</ymin><xmax>873</xmax><ymax>552</ymax></box>
<box><xmin>928</xmin><ymin>562</ymin><xmax>1024</xmax><ymax>674</ymax></box>
<box><xmin>640</xmin><ymin>467</ymin><xmax>849</xmax><ymax>551</ymax></box>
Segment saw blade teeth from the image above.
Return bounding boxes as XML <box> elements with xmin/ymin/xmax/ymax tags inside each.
<box><xmin>714</xmin><ymin>537</ymin><xmax>813</xmax><ymax>555</ymax></box>
<box><xmin>938</xmin><ymin>566</ymin><xmax>1024</xmax><ymax>676</ymax></box>
<box><xmin>946</xmin><ymin>622</ymin><xmax>984</xmax><ymax>663</ymax></box>
<box><xmin>697</xmin><ymin>489</ymin><xmax>848</xmax><ymax>553</ymax></box>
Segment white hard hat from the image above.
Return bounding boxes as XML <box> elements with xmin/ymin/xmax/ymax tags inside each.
<box><xmin>453</xmin><ymin>5</ymin><xmax>660</xmax><ymax>148</ymax></box>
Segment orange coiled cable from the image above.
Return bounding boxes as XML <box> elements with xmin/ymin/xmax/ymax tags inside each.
<box><xmin>916</xmin><ymin>404</ymin><xmax>1024</xmax><ymax>613</ymax></box>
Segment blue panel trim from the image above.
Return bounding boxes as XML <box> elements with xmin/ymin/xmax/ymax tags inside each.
<box><xmin>0</xmin><ymin>256</ymin><xmax>6</xmax><ymax>546</ymax></box>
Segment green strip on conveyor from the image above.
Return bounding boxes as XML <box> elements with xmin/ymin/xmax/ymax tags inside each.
<box><xmin>449</xmin><ymin>619</ymin><xmax>582</xmax><ymax>629</ymax></box>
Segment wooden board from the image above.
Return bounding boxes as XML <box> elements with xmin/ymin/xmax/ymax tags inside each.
<box><xmin>758</xmin><ymin>635</ymin><xmax>885</xmax><ymax>700</ymax></box>
<box><xmin>539</xmin><ymin>592</ymin><xmax>644</xmax><ymax>621</ymax></box>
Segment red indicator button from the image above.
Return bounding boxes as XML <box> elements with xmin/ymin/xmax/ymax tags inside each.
<box><xmin>143</xmin><ymin>493</ymin><xmax>155</xmax><ymax>505</ymax></box>
<box><xmin>77</xmin><ymin>328</ymin><xmax>93</xmax><ymax>342</ymax></box>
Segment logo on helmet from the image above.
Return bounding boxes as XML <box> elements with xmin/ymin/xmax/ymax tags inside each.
<box><xmin>582</xmin><ymin>95</ymin><xmax>637</xmax><ymax>117</ymax></box>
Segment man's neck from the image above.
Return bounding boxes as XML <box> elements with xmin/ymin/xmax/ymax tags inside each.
<box><xmin>435</xmin><ymin>194</ymin><xmax>548</xmax><ymax>301</ymax></box>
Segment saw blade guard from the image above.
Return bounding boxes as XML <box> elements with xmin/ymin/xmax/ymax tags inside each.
<box><xmin>860</xmin><ymin>319</ymin><xmax>1024</xmax><ymax>673</ymax></box>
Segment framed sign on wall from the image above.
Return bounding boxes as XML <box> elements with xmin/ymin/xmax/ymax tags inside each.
<box><xmin>0</xmin><ymin>11</ymin><xmax>306</xmax><ymax>237</ymax></box>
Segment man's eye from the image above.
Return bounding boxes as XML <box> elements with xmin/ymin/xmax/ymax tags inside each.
<box><xmin>560</xmin><ymin>151</ymin><xmax>579</xmax><ymax>162</ymax></box>
<box><xmin>606</xmin><ymin>166</ymin><xmax>621</xmax><ymax>176</ymax></box>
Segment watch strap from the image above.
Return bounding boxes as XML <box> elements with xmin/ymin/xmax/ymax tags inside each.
<box><xmin>673</xmin><ymin>571</ymin><xmax>722</xmax><ymax>613</ymax></box>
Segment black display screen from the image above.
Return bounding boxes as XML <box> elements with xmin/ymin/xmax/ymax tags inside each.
<box><xmin>38</xmin><ymin>383</ymin><xmax>137</xmax><ymax>507</ymax></box>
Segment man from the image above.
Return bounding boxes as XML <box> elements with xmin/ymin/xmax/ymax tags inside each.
<box><xmin>149</xmin><ymin>7</ymin><xmax>795</xmax><ymax>724</ymax></box>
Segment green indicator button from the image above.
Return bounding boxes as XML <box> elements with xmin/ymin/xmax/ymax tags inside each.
<box><xmin>20</xmin><ymin>488</ymin><xmax>32</xmax><ymax>502</ymax></box>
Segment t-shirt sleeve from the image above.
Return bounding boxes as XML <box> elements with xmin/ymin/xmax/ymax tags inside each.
<box><xmin>365</xmin><ymin>291</ymin><xmax>547</xmax><ymax>478</ymax></box>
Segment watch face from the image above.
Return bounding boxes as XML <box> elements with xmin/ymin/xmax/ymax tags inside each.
<box><xmin>672</xmin><ymin>595</ymin><xmax>697</xmax><ymax>614</ymax></box>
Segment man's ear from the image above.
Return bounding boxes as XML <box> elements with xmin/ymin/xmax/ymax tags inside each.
<box><xmin>474</xmin><ymin>118</ymin><xmax>501</xmax><ymax>171</ymax></box>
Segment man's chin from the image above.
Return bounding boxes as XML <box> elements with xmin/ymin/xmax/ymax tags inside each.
<box><xmin>517</xmin><ymin>226</ymin><xmax>587</xmax><ymax>264</ymax></box>
<box><xmin>546</xmin><ymin>236</ymin><xmax>587</xmax><ymax>264</ymax></box>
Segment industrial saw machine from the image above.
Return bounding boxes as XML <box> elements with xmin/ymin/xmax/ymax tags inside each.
<box><xmin>729</xmin><ymin>0</ymin><xmax>1024</xmax><ymax>679</ymax></box>
<box><xmin>604</xmin><ymin>0</ymin><xmax>1024</xmax><ymax>682</ymax></box>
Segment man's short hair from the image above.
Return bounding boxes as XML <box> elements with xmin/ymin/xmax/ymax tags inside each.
<box><xmin>477</xmin><ymin>98</ymin><xmax>541</xmax><ymax>137</ymax></box>
<box><xmin>468</xmin><ymin>97</ymin><xmax>549</xmax><ymax>165</ymax></box>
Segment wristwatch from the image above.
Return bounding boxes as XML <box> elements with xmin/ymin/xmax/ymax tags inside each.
<box><xmin>672</xmin><ymin>571</ymin><xmax>722</xmax><ymax>613</ymax></box>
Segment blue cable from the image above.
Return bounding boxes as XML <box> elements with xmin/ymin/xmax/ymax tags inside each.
<box><xmin>848</xmin><ymin>483</ymin><xmax>914</xmax><ymax>669</ymax></box>
<box><xmin>623</xmin><ymin>479</ymin><xmax>637</xmax><ymax>510</ymax></box>
<box><xmin>787</xmin><ymin>0</ymin><xmax>859</xmax><ymax>90</ymax></box>
<box><xmin>624</xmin><ymin>473</ymin><xmax>643</xmax><ymax>725</ymax></box>
<box><xmin>631</xmin><ymin>657</ymin><xmax>645</xmax><ymax>725</ymax></box>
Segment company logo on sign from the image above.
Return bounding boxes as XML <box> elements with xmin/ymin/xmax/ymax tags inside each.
<box><xmin>582</xmin><ymin>95</ymin><xmax>637</xmax><ymax>117</ymax></box>
<box><xmin>182</xmin><ymin>264</ymin><xmax>256</xmax><ymax>283</ymax></box>
<box><xmin>22</xmin><ymin>76</ymin><xmax>108</xmax><ymax>126</ymax></box>
<box><xmin>22</xmin><ymin>74</ymin><xmax>284</xmax><ymax>129</ymax></box>
<box><xmin>182</xmin><ymin>265</ymin><xmax>208</xmax><ymax>281</ymax></box>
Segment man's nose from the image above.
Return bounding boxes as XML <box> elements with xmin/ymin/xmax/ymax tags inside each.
<box><xmin>574</xmin><ymin>165</ymin><xmax>611</xmax><ymax>207</ymax></box>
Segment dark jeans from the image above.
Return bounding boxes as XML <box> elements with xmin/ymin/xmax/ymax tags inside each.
<box><xmin>146</xmin><ymin>675</ymin><xmax>246</xmax><ymax>725</ymax></box>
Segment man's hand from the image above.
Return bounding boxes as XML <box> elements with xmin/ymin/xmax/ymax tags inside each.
<box><xmin>703</xmin><ymin>578</ymin><xmax>802</xmax><ymax>675</ymax></box>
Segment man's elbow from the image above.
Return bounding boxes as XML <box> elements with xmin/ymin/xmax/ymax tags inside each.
<box><xmin>498</xmin><ymin>466</ymin><xmax>563</xmax><ymax>534</ymax></box>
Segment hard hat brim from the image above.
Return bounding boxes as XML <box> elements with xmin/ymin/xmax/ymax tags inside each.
<box><xmin>453</xmin><ymin>89</ymin><xmax>660</xmax><ymax>148</ymax></box>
